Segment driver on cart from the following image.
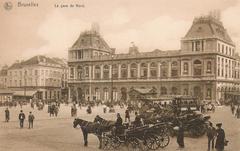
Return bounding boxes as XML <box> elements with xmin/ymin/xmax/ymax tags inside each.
<box><xmin>114</xmin><ymin>113</ymin><xmax>123</xmax><ymax>135</ymax></box>
<box><xmin>133</xmin><ymin>112</ymin><xmax>142</xmax><ymax>128</ymax></box>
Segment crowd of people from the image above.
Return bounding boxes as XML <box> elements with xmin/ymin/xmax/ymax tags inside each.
<box><xmin>1</xmin><ymin>98</ymin><xmax>238</xmax><ymax>151</ymax></box>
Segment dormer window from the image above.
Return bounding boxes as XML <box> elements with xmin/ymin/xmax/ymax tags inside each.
<box><xmin>196</xmin><ymin>41</ymin><xmax>201</xmax><ymax>51</ymax></box>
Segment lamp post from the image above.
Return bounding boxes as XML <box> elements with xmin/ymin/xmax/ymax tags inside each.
<box><xmin>111</xmin><ymin>54</ymin><xmax>114</xmax><ymax>103</ymax></box>
<box><xmin>24</xmin><ymin>70</ymin><xmax>27</xmax><ymax>101</ymax></box>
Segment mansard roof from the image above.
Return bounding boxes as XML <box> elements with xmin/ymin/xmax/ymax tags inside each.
<box><xmin>22</xmin><ymin>56</ymin><xmax>59</xmax><ymax>66</ymax></box>
<box><xmin>9</xmin><ymin>56</ymin><xmax>63</xmax><ymax>69</ymax></box>
<box><xmin>183</xmin><ymin>15</ymin><xmax>233</xmax><ymax>45</ymax></box>
<box><xmin>70</xmin><ymin>30</ymin><xmax>112</xmax><ymax>52</ymax></box>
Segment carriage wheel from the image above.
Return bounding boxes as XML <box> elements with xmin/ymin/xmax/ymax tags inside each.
<box><xmin>102</xmin><ymin>136</ymin><xmax>113</xmax><ymax>150</ymax></box>
<box><xmin>110</xmin><ymin>136</ymin><xmax>121</xmax><ymax>149</ymax></box>
<box><xmin>127</xmin><ymin>137</ymin><xmax>142</xmax><ymax>151</ymax></box>
<box><xmin>158</xmin><ymin>134</ymin><xmax>170</xmax><ymax>148</ymax></box>
<box><xmin>145</xmin><ymin>134</ymin><xmax>160</xmax><ymax>150</ymax></box>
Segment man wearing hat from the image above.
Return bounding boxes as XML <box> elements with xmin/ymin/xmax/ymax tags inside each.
<box><xmin>207</xmin><ymin>122</ymin><xmax>216</xmax><ymax>151</ymax></box>
<box><xmin>28</xmin><ymin>112</ymin><xmax>35</xmax><ymax>129</ymax></box>
<box><xmin>176</xmin><ymin>121</ymin><xmax>185</xmax><ymax>149</ymax></box>
<box><xmin>18</xmin><ymin>110</ymin><xmax>25</xmax><ymax>128</ymax></box>
<box><xmin>114</xmin><ymin>113</ymin><xmax>123</xmax><ymax>135</ymax></box>
<box><xmin>215</xmin><ymin>123</ymin><xmax>225</xmax><ymax>151</ymax></box>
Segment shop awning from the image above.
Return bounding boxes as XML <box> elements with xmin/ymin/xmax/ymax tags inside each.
<box><xmin>13</xmin><ymin>90</ymin><xmax>37</xmax><ymax>97</ymax></box>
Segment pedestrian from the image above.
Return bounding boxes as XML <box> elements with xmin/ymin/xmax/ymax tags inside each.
<box><xmin>133</xmin><ymin>112</ymin><xmax>142</xmax><ymax>127</ymax></box>
<box><xmin>5</xmin><ymin>108</ymin><xmax>10</xmax><ymax>122</ymax></box>
<box><xmin>177</xmin><ymin>121</ymin><xmax>184</xmax><ymax>149</ymax></box>
<box><xmin>103</xmin><ymin>104</ymin><xmax>107</xmax><ymax>113</ymax></box>
<box><xmin>236</xmin><ymin>105</ymin><xmax>240</xmax><ymax>118</ymax></box>
<box><xmin>207</xmin><ymin>122</ymin><xmax>216</xmax><ymax>151</ymax></box>
<box><xmin>215</xmin><ymin>123</ymin><xmax>225</xmax><ymax>151</ymax></box>
<box><xmin>114</xmin><ymin>113</ymin><xmax>123</xmax><ymax>135</ymax></box>
<box><xmin>28</xmin><ymin>112</ymin><xmax>35</xmax><ymax>129</ymax></box>
<box><xmin>125</xmin><ymin>109</ymin><xmax>130</xmax><ymax>122</ymax></box>
<box><xmin>231</xmin><ymin>103</ymin><xmax>235</xmax><ymax>115</ymax></box>
<box><xmin>18</xmin><ymin>110</ymin><xmax>25</xmax><ymax>128</ymax></box>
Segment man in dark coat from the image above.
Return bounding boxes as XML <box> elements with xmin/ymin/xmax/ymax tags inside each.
<box><xmin>28</xmin><ymin>112</ymin><xmax>35</xmax><ymax>129</ymax></box>
<box><xmin>18</xmin><ymin>110</ymin><xmax>25</xmax><ymax>128</ymax></box>
<box><xmin>125</xmin><ymin>109</ymin><xmax>130</xmax><ymax>122</ymax></box>
<box><xmin>215</xmin><ymin>123</ymin><xmax>225</xmax><ymax>151</ymax></box>
<box><xmin>133</xmin><ymin>112</ymin><xmax>142</xmax><ymax>127</ymax></box>
<box><xmin>207</xmin><ymin>122</ymin><xmax>216</xmax><ymax>151</ymax></box>
<box><xmin>177</xmin><ymin>122</ymin><xmax>184</xmax><ymax>148</ymax></box>
<box><xmin>115</xmin><ymin>113</ymin><xmax>123</xmax><ymax>135</ymax></box>
<box><xmin>5</xmin><ymin>108</ymin><xmax>10</xmax><ymax>122</ymax></box>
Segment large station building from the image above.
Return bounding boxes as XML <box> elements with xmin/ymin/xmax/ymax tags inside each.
<box><xmin>68</xmin><ymin>15</ymin><xmax>240</xmax><ymax>103</ymax></box>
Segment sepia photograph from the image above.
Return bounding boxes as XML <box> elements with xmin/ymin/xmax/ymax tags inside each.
<box><xmin>0</xmin><ymin>0</ymin><xmax>240</xmax><ymax>150</ymax></box>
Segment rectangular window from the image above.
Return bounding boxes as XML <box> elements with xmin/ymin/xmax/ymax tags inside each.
<box><xmin>195</xmin><ymin>41</ymin><xmax>201</xmax><ymax>51</ymax></box>
<box><xmin>218</xmin><ymin>43</ymin><xmax>220</xmax><ymax>52</ymax></box>
<box><xmin>222</xmin><ymin>45</ymin><xmax>224</xmax><ymax>53</ymax></box>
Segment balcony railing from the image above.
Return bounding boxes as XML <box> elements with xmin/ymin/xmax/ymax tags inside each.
<box><xmin>68</xmin><ymin>75</ymin><xmax>217</xmax><ymax>82</ymax></box>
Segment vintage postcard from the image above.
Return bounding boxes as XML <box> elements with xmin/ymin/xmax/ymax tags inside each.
<box><xmin>0</xmin><ymin>0</ymin><xmax>239</xmax><ymax>151</ymax></box>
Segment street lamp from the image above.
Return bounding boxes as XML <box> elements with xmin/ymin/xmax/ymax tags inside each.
<box><xmin>111</xmin><ymin>54</ymin><xmax>114</xmax><ymax>103</ymax></box>
<box><xmin>24</xmin><ymin>70</ymin><xmax>27</xmax><ymax>101</ymax></box>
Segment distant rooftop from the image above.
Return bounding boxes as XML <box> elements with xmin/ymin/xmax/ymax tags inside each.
<box><xmin>8</xmin><ymin>56</ymin><xmax>66</xmax><ymax>70</ymax></box>
<box><xmin>183</xmin><ymin>13</ymin><xmax>233</xmax><ymax>45</ymax></box>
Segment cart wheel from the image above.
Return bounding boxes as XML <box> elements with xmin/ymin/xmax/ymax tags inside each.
<box><xmin>145</xmin><ymin>135</ymin><xmax>160</xmax><ymax>150</ymax></box>
<box><xmin>102</xmin><ymin>135</ymin><xmax>113</xmax><ymax>150</ymax></box>
<box><xmin>127</xmin><ymin>137</ymin><xmax>142</xmax><ymax>151</ymax></box>
<box><xmin>111</xmin><ymin>136</ymin><xmax>121</xmax><ymax>149</ymax></box>
<box><xmin>158</xmin><ymin>134</ymin><xmax>170</xmax><ymax>148</ymax></box>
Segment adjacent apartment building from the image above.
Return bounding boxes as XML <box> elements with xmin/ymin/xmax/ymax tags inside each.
<box><xmin>7</xmin><ymin>55</ymin><xmax>68</xmax><ymax>100</ymax></box>
<box><xmin>67</xmin><ymin>14</ymin><xmax>240</xmax><ymax>103</ymax></box>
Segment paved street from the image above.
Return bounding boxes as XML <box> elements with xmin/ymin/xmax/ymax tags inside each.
<box><xmin>0</xmin><ymin>105</ymin><xmax>239</xmax><ymax>151</ymax></box>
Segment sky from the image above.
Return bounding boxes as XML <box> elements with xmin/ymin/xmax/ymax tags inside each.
<box><xmin>1</xmin><ymin>0</ymin><xmax>240</xmax><ymax>66</ymax></box>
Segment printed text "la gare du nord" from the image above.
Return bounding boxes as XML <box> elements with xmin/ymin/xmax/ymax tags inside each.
<box><xmin>54</xmin><ymin>3</ymin><xmax>85</xmax><ymax>8</ymax></box>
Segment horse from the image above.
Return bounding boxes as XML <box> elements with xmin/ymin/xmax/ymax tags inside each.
<box><xmin>73</xmin><ymin>118</ymin><xmax>104</xmax><ymax>149</ymax></box>
<box><xmin>93</xmin><ymin>115</ymin><xmax>116</xmax><ymax>131</ymax></box>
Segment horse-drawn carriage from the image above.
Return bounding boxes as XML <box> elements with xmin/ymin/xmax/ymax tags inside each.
<box><xmin>73</xmin><ymin>115</ymin><xmax>171</xmax><ymax>151</ymax></box>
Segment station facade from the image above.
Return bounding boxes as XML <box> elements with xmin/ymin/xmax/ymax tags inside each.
<box><xmin>68</xmin><ymin>15</ymin><xmax>240</xmax><ymax>103</ymax></box>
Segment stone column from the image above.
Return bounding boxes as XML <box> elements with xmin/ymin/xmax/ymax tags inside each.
<box><xmin>168</xmin><ymin>61</ymin><xmax>171</xmax><ymax>78</ymax></box>
<box><xmin>137</xmin><ymin>63</ymin><xmax>141</xmax><ymax>78</ymax></box>
<box><xmin>109</xmin><ymin>65</ymin><xmax>112</xmax><ymax>79</ymax></box>
<box><xmin>89</xmin><ymin>65</ymin><xmax>92</xmax><ymax>79</ymax></box>
<box><xmin>118</xmin><ymin>64</ymin><xmax>121</xmax><ymax>79</ymax></box>
<box><xmin>147</xmin><ymin>63</ymin><xmax>150</xmax><ymax>78</ymax></box>
<box><xmin>100</xmin><ymin>65</ymin><xmax>103</xmax><ymax>79</ymax></box>
<box><xmin>92</xmin><ymin>65</ymin><xmax>95</xmax><ymax>80</ymax></box>
<box><xmin>127</xmin><ymin>64</ymin><xmax>131</xmax><ymax>79</ymax></box>
<box><xmin>158</xmin><ymin>63</ymin><xmax>161</xmax><ymax>78</ymax></box>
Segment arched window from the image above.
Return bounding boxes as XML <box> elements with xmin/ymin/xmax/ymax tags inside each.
<box><xmin>171</xmin><ymin>61</ymin><xmax>178</xmax><ymax>77</ymax></box>
<box><xmin>103</xmin><ymin>88</ymin><xmax>109</xmax><ymax>102</ymax></box>
<box><xmin>121</xmin><ymin>64</ymin><xmax>127</xmax><ymax>79</ymax></box>
<box><xmin>103</xmin><ymin>65</ymin><xmax>109</xmax><ymax>79</ymax></box>
<box><xmin>94</xmin><ymin>66</ymin><xmax>101</xmax><ymax>79</ymax></box>
<box><xmin>95</xmin><ymin>88</ymin><xmax>100</xmax><ymax>100</ymax></box>
<box><xmin>140</xmin><ymin>63</ymin><xmax>148</xmax><ymax>78</ymax></box>
<box><xmin>161</xmin><ymin>62</ymin><xmax>168</xmax><ymax>78</ymax></box>
<box><xmin>193</xmin><ymin>60</ymin><xmax>202</xmax><ymax>76</ymax></box>
<box><xmin>77</xmin><ymin>66</ymin><xmax>83</xmax><ymax>80</ymax></box>
<box><xmin>112</xmin><ymin>64</ymin><xmax>118</xmax><ymax>79</ymax></box>
<box><xmin>206</xmin><ymin>88</ymin><xmax>212</xmax><ymax>98</ymax></box>
<box><xmin>183</xmin><ymin>88</ymin><xmax>188</xmax><ymax>95</ymax></box>
<box><xmin>150</xmin><ymin>62</ymin><xmax>157</xmax><ymax>78</ymax></box>
<box><xmin>172</xmin><ymin>87</ymin><xmax>178</xmax><ymax>95</ymax></box>
<box><xmin>183</xmin><ymin>62</ymin><xmax>189</xmax><ymax>74</ymax></box>
<box><xmin>207</xmin><ymin>61</ymin><xmax>212</xmax><ymax>73</ymax></box>
<box><xmin>161</xmin><ymin>87</ymin><xmax>167</xmax><ymax>95</ymax></box>
<box><xmin>130</xmin><ymin>63</ymin><xmax>137</xmax><ymax>78</ymax></box>
<box><xmin>85</xmin><ymin>66</ymin><xmax>89</xmax><ymax>77</ymax></box>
